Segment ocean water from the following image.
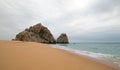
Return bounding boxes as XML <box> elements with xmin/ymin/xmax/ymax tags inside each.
<box><xmin>50</xmin><ymin>43</ymin><xmax>120</xmax><ymax>69</ymax></box>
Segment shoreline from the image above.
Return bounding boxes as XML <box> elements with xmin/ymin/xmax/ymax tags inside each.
<box><xmin>0</xmin><ymin>40</ymin><xmax>118</xmax><ymax>70</ymax></box>
<box><xmin>50</xmin><ymin>44</ymin><xmax>120</xmax><ymax>70</ymax></box>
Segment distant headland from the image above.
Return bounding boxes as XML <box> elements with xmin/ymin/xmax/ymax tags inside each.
<box><xmin>13</xmin><ymin>23</ymin><xmax>69</xmax><ymax>44</ymax></box>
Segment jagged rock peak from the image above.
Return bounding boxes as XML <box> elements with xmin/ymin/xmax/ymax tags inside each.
<box><xmin>14</xmin><ymin>23</ymin><xmax>56</xmax><ymax>44</ymax></box>
<box><xmin>57</xmin><ymin>33</ymin><xmax>69</xmax><ymax>44</ymax></box>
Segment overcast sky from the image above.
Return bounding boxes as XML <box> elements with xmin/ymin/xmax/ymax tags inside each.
<box><xmin>0</xmin><ymin>0</ymin><xmax>120</xmax><ymax>42</ymax></box>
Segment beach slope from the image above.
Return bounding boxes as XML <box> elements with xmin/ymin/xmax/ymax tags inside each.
<box><xmin>0</xmin><ymin>40</ymin><xmax>117</xmax><ymax>70</ymax></box>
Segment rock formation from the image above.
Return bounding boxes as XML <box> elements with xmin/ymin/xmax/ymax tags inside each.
<box><xmin>14</xmin><ymin>23</ymin><xmax>56</xmax><ymax>43</ymax></box>
<box><xmin>57</xmin><ymin>33</ymin><xmax>69</xmax><ymax>44</ymax></box>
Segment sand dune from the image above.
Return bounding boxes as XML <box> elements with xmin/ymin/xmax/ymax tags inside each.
<box><xmin>0</xmin><ymin>40</ymin><xmax>117</xmax><ymax>70</ymax></box>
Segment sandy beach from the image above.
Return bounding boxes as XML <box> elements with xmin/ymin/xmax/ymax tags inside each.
<box><xmin>0</xmin><ymin>40</ymin><xmax>117</xmax><ymax>70</ymax></box>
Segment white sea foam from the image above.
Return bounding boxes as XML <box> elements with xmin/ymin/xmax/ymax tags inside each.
<box><xmin>50</xmin><ymin>44</ymin><xmax>120</xmax><ymax>69</ymax></box>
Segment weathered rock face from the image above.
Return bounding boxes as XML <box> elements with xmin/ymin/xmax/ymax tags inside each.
<box><xmin>57</xmin><ymin>33</ymin><xmax>69</xmax><ymax>44</ymax></box>
<box><xmin>15</xmin><ymin>23</ymin><xmax>56</xmax><ymax>43</ymax></box>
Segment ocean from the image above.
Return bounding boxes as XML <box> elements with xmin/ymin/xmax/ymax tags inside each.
<box><xmin>50</xmin><ymin>43</ymin><xmax>120</xmax><ymax>69</ymax></box>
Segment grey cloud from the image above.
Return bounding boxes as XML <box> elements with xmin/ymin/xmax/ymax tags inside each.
<box><xmin>89</xmin><ymin>0</ymin><xmax>120</xmax><ymax>14</ymax></box>
<box><xmin>0</xmin><ymin>0</ymin><xmax>120</xmax><ymax>42</ymax></box>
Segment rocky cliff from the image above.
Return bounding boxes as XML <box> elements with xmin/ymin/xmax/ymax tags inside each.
<box><xmin>57</xmin><ymin>33</ymin><xmax>69</xmax><ymax>44</ymax></box>
<box><xmin>14</xmin><ymin>23</ymin><xmax>56</xmax><ymax>43</ymax></box>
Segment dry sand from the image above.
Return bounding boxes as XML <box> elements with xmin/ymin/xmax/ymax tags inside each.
<box><xmin>0</xmin><ymin>40</ymin><xmax>118</xmax><ymax>70</ymax></box>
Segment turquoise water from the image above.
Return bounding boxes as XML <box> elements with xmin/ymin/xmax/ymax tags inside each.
<box><xmin>51</xmin><ymin>43</ymin><xmax>120</xmax><ymax>68</ymax></box>
<box><xmin>57</xmin><ymin>43</ymin><xmax>120</xmax><ymax>56</ymax></box>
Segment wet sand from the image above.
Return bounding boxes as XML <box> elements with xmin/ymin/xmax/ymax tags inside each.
<box><xmin>0</xmin><ymin>40</ymin><xmax>117</xmax><ymax>70</ymax></box>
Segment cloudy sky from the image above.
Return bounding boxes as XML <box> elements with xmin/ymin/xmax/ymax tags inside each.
<box><xmin>0</xmin><ymin>0</ymin><xmax>120</xmax><ymax>42</ymax></box>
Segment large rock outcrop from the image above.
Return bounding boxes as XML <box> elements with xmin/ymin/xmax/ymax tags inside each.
<box><xmin>14</xmin><ymin>23</ymin><xmax>56</xmax><ymax>43</ymax></box>
<box><xmin>57</xmin><ymin>33</ymin><xmax>69</xmax><ymax>44</ymax></box>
